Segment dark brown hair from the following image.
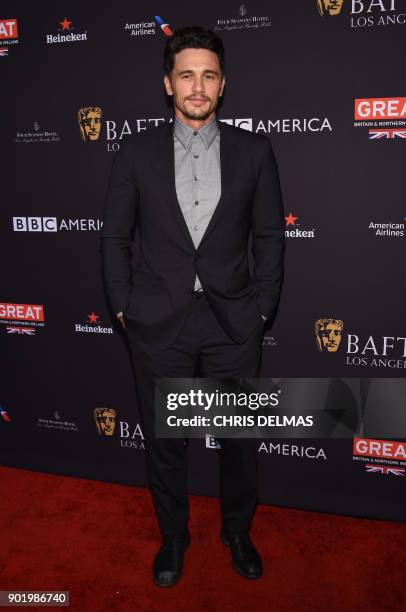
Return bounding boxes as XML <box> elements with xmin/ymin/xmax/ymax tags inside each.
<box><xmin>163</xmin><ymin>26</ymin><xmax>225</xmax><ymax>76</ymax></box>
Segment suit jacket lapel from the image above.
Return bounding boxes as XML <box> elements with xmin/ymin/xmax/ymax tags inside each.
<box><xmin>156</xmin><ymin>118</ymin><xmax>240</xmax><ymax>252</ymax></box>
<box><xmin>155</xmin><ymin>122</ymin><xmax>195</xmax><ymax>250</ymax></box>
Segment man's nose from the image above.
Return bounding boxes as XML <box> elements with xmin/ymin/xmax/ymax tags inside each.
<box><xmin>192</xmin><ymin>77</ymin><xmax>204</xmax><ymax>92</ymax></box>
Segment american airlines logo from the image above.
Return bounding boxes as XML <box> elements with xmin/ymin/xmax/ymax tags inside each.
<box><xmin>13</xmin><ymin>217</ymin><xmax>103</xmax><ymax>232</ymax></box>
<box><xmin>0</xmin><ymin>406</ymin><xmax>12</xmax><ymax>422</ymax></box>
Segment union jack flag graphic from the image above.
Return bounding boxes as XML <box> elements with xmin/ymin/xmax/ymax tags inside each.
<box><xmin>366</xmin><ymin>464</ymin><xmax>405</xmax><ymax>476</ymax></box>
<box><xmin>0</xmin><ymin>48</ymin><xmax>8</xmax><ymax>57</ymax></box>
<box><xmin>368</xmin><ymin>129</ymin><xmax>406</xmax><ymax>140</ymax></box>
<box><xmin>6</xmin><ymin>326</ymin><xmax>36</xmax><ymax>335</ymax></box>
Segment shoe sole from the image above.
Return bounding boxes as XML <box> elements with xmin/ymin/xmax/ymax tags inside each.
<box><xmin>153</xmin><ymin>571</ymin><xmax>183</xmax><ymax>588</ymax></box>
<box><xmin>221</xmin><ymin>534</ymin><xmax>263</xmax><ymax>580</ymax></box>
<box><xmin>152</xmin><ymin>538</ymin><xmax>190</xmax><ymax>588</ymax></box>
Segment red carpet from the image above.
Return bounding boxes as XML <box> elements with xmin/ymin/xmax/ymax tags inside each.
<box><xmin>0</xmin><ymin>466</ymin><xmax>405</xmax><ymax>612</ymax></box>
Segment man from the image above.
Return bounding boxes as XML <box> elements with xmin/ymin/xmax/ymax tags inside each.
<box><xmin>100</xmin><ymin>26</ymin><xmax>285</xmax><ymax>587</ymax></box>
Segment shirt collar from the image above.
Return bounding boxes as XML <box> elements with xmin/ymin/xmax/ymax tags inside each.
<box><xmin>173</xmin><ymin>114</ymin><xmax>219</xmax><ymax>150</ymax></box>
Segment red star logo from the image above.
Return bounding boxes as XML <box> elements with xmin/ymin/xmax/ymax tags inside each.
<box><xmin>285</xmin><ymin>212</ymin><xmax>299</xmax><ymax>226</ymax></box>
<box><xmin>88</xmin><ymin>312</ymin><xmax>99</xmax><ymax>324</ymax></box>
<box><xmin>60</xmin><ymin>17</ymin><xmax>72</xmax><ymax>31</ymax></box>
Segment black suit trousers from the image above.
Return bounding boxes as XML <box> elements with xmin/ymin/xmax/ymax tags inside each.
<box><xmin>125</xmin><ymin>290</ymin><xmax>265</xmax><ymax>537</ymax></box>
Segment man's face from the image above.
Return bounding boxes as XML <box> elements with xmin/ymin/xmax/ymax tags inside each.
<box><xmin>81</xmin><ymin>111</ymin><xmax>101</xmax><ymax>140</ymax></box>
<box><xmin>319</xmin><ymin>323</ymin><xmax>342</xmax><ymax>352</ymax></box>
<box><xmin>164</xmin><ymin>48</ymin><xmax>225</xmax><ymax>124</ymax></box>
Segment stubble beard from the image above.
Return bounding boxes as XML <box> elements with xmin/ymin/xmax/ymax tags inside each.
<box><xmin>175</xmin><ymin>94</ymin><xmax>218</xmax><ymax>122</ymax></box>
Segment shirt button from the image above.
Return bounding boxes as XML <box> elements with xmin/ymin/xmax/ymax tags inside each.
<box><xmin>194</xmin><ymin>176</ymin><xmax>198</xmax><ymax>180</ymax></box>
<box><xmin>194</xmin><ymin>225</ymin><xmax>199</xmax><ymax>231</ymax></box>
<box><xmin>193</xmin><ymin>130</ymin><xmax>198</xmax><ymax>135</ymax></box>
<box><xmin>195</xmin><ymin>201</ymin><xmax>199</xmax><ymax>205</ymax></box>
<box><xmin>194</xmin><ymin>154</ymin><xmax>199</xmax><ymax>158</ymax></box>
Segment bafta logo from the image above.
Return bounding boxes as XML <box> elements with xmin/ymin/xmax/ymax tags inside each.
<box><xmin>78</xmin><ymin>106</ymin><xmax>102</xmax><ymax>141</ymax></box>
<box><xmin>315</xmin><ymin>318</ymin><xmax>343</xmax><ymax>352</ymax></box>
<box><xmin>316</xmin><ymin>0</ymin><xmax>344</xmax><ymax>16</ymax></box>
<box><xmin>94</xmin><ymin>407</ymin><xmax>116</xmax><ymax>436</ymax></box>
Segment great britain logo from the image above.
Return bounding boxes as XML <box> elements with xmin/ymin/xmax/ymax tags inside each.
<box><xmin>354</xmin><ymin>97</ymin><xmax>406</xmax><ymax>140</ymax></box>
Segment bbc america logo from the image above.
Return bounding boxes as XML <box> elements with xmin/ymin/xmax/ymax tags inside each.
<box><xmin>221</xmin><ymin>118</ymin><xmax>253</xmax><ymax>131</ymax></box>
<box><xmin>13</xmin><ymin>217</ymin><xmax>103</xmax><ymax>232</ymax></box>
<box><xmin>14</xmin><ymin>217</ymin><xmax>59</xmax><ymax>231</ymax></box>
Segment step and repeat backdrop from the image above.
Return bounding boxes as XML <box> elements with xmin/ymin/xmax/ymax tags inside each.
<box><xmin>1</xmin><ymin>1</ymin><xmax>405</xmax><ymax>522</ymax></box>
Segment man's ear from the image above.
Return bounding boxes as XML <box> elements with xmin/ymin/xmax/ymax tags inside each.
<box><xmin>164</xmin><ymin>74</ymin><xmax>173</xmax><ymax>96</ymax></box>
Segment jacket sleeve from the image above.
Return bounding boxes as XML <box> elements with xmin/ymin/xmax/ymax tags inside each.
<box><xmin>251</xmin><ymin>137</ymin><xmax>285</xmax><ymax>322</ymax></box>
<box><xmin>99</xmin><ymin>140</ymin><xmax>139</xmax><ymax>315</ymax></box>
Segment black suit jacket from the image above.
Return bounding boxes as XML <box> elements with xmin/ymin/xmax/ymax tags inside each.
<box><xmin>100</xmin><ymin>119</ymin><xmax>285</xmax><ymax>349</ymax></box>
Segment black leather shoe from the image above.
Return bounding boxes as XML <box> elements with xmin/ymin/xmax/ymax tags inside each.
<box><xmin>152</xmin><ymin>532</ymin><xmax>190</xmax><ymax>587</ymax></box>
<box><xmin>221</xmin><ymin>530</ymin><xmax>263</xmax><ymax>579</ymax></box>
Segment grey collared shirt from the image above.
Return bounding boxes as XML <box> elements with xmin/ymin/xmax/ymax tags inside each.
<box><xmin>173</xmin><ymin>114</ymin><xmax>221</xmax><ymax>292</ymax></box>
